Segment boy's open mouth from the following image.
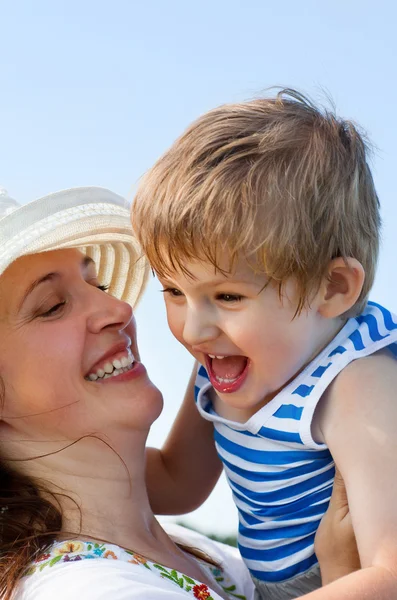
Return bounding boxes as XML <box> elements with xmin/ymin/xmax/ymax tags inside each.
<box><xmin>205</xmin><ymin>354</ymin><xmax>249</xmax><ymax>393</ymax></box>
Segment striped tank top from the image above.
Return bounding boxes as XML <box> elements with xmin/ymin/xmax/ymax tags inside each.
<box><xmin>194</xmin><ymin>301</ymin><xmax>397</xmax><ymax>583</ymax></box>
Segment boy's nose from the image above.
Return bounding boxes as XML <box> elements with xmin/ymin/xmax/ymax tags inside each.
<box><xmin>182</xmin><ymin>306</ymin><xmax>219</xmax><ymax>347</ymax></box>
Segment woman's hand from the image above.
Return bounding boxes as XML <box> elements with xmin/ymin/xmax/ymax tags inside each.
<box><xmin>315</xmin><ymin>467</ymin><xmax>361</xmax><ymax>585</ymax></box>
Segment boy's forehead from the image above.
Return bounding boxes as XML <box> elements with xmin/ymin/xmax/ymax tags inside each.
<box><xmin>159</xmin><ymin>254</ymin><xmax>267</xmax><ymax>286</ymax></box>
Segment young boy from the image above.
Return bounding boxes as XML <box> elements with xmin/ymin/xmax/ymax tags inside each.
<box><xmin>132</xmin><ymin>90</ymin><xmax>397</xmax><ymax>599</ymax></box>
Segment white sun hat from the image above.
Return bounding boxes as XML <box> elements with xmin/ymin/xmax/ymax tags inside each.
<box><xmin>0</xmin><ymin>186</ymin><xmax>150</xmax><ymax>308</ymax></box>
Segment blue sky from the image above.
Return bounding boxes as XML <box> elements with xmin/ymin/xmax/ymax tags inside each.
<box><xmin>1</xmin><ymin>0</ymin><xmax>396</xmax><ymax>534</ymax></box>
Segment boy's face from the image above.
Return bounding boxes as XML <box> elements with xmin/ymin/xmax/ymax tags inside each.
<box><xmin>158</xmin><ymin>256</ymin><xmax>336</xmax><ymax>420</ymax></box>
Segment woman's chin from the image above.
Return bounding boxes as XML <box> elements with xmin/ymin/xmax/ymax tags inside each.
<box><xmin>102</xmin><ymin>380</ymin><xmax>164</xmax><ymax>432</ymax></box>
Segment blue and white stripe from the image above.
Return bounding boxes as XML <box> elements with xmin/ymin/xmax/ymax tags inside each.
<box><xmin>194</xmin><ymin>301</ymin><xmax>397</xmax><ymax>582</ymax></box>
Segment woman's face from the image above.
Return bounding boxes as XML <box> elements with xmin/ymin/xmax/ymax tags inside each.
<box><xmin>0</xmin><ymin>249</ymin><xmax>162</xmax><ymax>447</ymax></box>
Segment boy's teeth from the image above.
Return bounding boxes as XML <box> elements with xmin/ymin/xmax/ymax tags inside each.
<box><xmin>113</xmin><ymin>358</ymin><xmax>122</xmax><ymax>370</ymax></box>
<box><xmin>209</xmin><ymin>354</ymin><xmax>225</xmax><ymax>359</ymax></box>
<box><xmin>215</xmin><ymin>376</ymin><xmax>238</xmax><ymax>384</ymax></box>
<box><xmin>97</xmin><ymin>368</ymin><xmax>105</xmax><ymax>378</ymax></box>
<box><xmin>121</xmin><ymin>356</ymin><xmax>129</xmax><ymax>368</ymax></box>
<box><xmin>88</xmin><ymin>373</ymin><xmax>98</xmax><ymax>381</ymax></box>
<box><xmin>104</xmin><ymin>362</ymin><xmax>113</xmax><ymax>374</ymax></box>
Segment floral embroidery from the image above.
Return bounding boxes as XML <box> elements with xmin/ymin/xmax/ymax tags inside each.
<box><xmin>35</xmin><ymin>553</ymin><xmax>51</xmax><ymax>563</ymax></box>
<box><xmin>23</xmin><ymin>539</ymin><xmax>246</xmax><ymax>600</ymax></box>
<box><xmin>132</xmin><ymin>553</ymin><xmax>147</xmax><ymax>564</ymax></box>
<box><xmin>208</xmin><ymin>566</ymin><xmax>247</xmax><ymax>600</ymax></box>
<box><xmin>54</xmin><ymin>541</ymin><xmax>84</xmax><ymax>555</ymax></box>
<box><xmin>128</xmin><ymin>552</ymin><xmax>150</xmax><ymax>566</ymax></box>
<box><xmin>193</xmin><ymin>583</ymin><xmax>211</xmax><ymax>599</ymax></box>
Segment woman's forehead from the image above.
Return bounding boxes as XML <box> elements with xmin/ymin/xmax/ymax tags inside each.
<box><xmin>5</xmin><ymin>249</ymin><xmax>92</xmax><ymax>277</ymax></box>
<box><xmin>0</xmin><ymin>249</ymin><xmax>96</xmax><ymax>303</ymax></box>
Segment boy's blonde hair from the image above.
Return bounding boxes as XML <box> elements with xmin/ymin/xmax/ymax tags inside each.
<box><xmin>132</xmin><ymin>89</ymin><xmax>380</xmax><ymax>313</ymax></box>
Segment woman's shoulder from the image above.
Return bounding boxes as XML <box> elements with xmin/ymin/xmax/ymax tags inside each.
<box><xmin>17</xmin><ymin>559</ymin><xmax>189</xmax><ymax>599</ymax></box>
<box><xmin>15</xmin><ymin>540</ymin><xmax>163</xmax><ymax>599</ymax></box>
<box><xmin>16</xmin><ymin>560</ymin><xmax>150</xmax><ymax>597</ymax></box>
<box><xmin>15</xmin><ymin>530</ymin><xmax>254</xmax><ymax>600</ymax></box>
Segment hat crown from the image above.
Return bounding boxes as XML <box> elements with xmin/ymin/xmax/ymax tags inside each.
<box><xmin>0</xmin><ymin>187</ymin><xmax>20</xmax><ymax>219</ymax></box>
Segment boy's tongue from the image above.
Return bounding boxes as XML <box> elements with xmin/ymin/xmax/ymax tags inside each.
<box><xmin>211</xmin><ymin>355</ymin><xmax>247</xmax><ymax>380</ymax></box>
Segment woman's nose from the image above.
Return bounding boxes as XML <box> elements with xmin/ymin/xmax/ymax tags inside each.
<box><xmin>86</xmin><ymin>289</ymin><xmax>133</xmax><ymax>333</ymax></box>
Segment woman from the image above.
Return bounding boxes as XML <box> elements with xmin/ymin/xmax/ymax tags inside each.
<box><xmin>0</xmin><ymin>187</ymin><xmax>358</xmax><ymax>600</ymax></box>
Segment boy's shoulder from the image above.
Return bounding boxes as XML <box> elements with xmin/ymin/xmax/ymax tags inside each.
<box><xmin>316</xmin><ymin>347</ymin><xmax>397</xmax><ymax>443</ymax></box>
<box><xmin>328</xmin><ymin>346</ymin><xmax>396</xmax><ymax>406</ymax></box>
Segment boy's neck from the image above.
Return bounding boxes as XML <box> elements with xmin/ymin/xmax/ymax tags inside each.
<box><xmin>212</xmin><ymin>316</ymin><xmax>347</xmax><ymax>424</ymax></box>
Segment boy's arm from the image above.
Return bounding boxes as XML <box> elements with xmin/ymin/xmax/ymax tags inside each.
<box><xmin>146</xmin><ymin>362</ymin><xmax>223</xmax><ymax>515</ymax></box>
<box><xmin>314</xmin><ymin>467</ymin><xmax>361</xmax><ymax>585</ymax></box>
<box><xmin>302</xmin><ymin>350</ymin><xmax>397</xmax><ymax>598</ymax></box>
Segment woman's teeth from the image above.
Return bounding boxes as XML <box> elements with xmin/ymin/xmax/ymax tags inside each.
<box><xmin>86</xmin><ymin>353</ymin><xmax>135</xmax><ymax>381</ymax></box>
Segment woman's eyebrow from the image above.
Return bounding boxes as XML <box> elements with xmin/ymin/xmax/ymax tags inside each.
<box><xmin>18</xmin><ymin>273</ymin><xmax>59</xmax><ymax>311</ymax></box>
<box><xmin>18</xmin><ymin>256</ymin><xmax>95</xmax><ymax>310</ymax></box>
<box><xmin>82</xmin><ymin>256</ymin><xmax>95</xmax><ymax>269</ymax></box>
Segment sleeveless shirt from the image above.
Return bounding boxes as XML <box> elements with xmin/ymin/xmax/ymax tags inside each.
<box><xmin>194</xmin><ymin>301</ymin><xmax>397</xmax><ymax>583</ymax></box>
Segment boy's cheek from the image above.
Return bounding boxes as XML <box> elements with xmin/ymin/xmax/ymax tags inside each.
<box><xmin>165</xmin><ymin>309</ymin><xmax>185</xmax><ymax>342</ymax></box>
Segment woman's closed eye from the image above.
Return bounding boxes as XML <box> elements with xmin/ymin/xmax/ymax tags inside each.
<box><xmin>38</xmin><ymin>284</ymin><xmax>109</xmax><ymax>318</ymax></box>
<box><xmin>39</xmin><ymin>301</ymin><xmax>67</xmax><ymax>318</ymax></box>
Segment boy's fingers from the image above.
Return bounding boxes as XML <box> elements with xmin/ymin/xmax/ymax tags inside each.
<box><xmin>330</xmin><ymin>466</ymin><xmax>349</xmax><ymax>514</ymax></box>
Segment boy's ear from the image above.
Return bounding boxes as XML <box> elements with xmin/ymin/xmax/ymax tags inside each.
<box><xmin>317</xmin><ymin>257</ymin><xmax>365</xmax><ymax>318</ymax></box>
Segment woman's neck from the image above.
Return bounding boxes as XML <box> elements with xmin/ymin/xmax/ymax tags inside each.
<box><xmin>5</xmin><ymin>428</ymin><xmax>224</xmax><ymax>591</ymax></box>
<box><xmin>8</xmin><ymin>431</ymin><xmax>169</xmax><ymax>555</ymax></box>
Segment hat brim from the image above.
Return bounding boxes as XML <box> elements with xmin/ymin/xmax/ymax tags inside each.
<box><xmin>0</xmin><ymin>187</ymin><xmax>150</xmax><ymax>308</ymax></box>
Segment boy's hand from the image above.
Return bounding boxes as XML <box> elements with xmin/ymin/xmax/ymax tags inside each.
<box><xmin>146</xmin><ymin>362</ymin><xmax>222</xmax><ymax>515</ymax></box>
<box><xmin>315</xmin><ymin>467</ymin><xmax>360</xmax><ymax>585</ymax></box>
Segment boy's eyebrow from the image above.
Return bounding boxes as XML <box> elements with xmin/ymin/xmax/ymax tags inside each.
<box><xmin>161</xmin><ymin>275</ymin><xmax>264</xmax><ymax>288</ymax></box>
<box><xmin>18</xmin><ymin>255</ymin><xmax>95</xmax><ymax>310</ymax></box>
<box><xmin>208</xmin><ymin>278</ymin><xmax>262</xmax><ymax>286</ymax></box>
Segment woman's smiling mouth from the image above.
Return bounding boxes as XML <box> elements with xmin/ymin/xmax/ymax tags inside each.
<box><xmin>85</xmin><ymin>350</ymin><xmax>135</xmax><ymax>381</ymax></box>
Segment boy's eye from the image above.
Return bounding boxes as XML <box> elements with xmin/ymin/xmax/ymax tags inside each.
<box><xmin>217</xmin><ymin>293</ymin><xmax>243</xmax><ymax>303</ymax></box>
<box><xmin>161</xmin><ymin>287</ymin><xmax>184</xmax><ymax>297</ymax></box>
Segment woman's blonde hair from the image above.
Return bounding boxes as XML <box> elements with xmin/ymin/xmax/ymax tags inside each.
<box><xmin>132</xmin><ymin>89</ymin><xmax>380</xmax><ymax>313</ymax></box>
